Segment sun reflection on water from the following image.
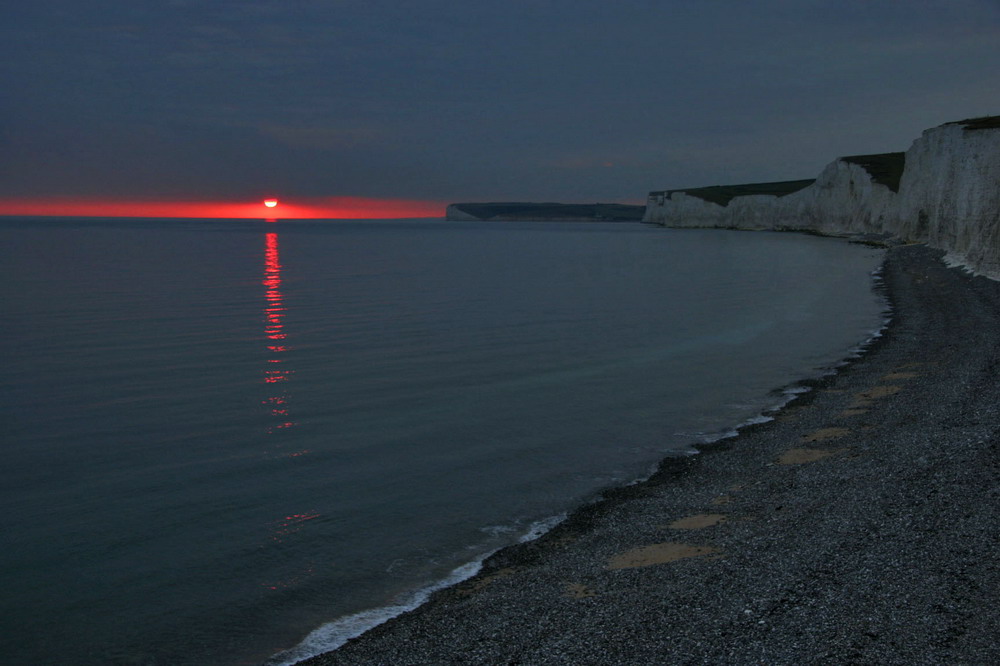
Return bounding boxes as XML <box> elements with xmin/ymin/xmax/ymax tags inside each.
<box><xmin>257</xmin><ymin>231</ymin><xmax>323</xmax><ymax>596</ymax></box>
<box><xmin>262</xmin><ymin>231</ymin><xmax>296</xmax><ymax>431</ymax></box>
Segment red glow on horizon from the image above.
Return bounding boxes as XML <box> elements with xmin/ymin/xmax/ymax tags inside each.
<box><xmin>0</xmin><ymin>196</ymin><xmax>445</xmax><ymax>219</ymax></box>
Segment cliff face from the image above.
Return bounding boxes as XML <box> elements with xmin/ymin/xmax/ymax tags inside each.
<box><xmin>895</xmin><ymin>122</ymin><xmax>1000</xmax><ymax>276</ymax></box>
<box><xmin>445</xmin><ymin>204</ymin><xmax>482</xmax><ymax>221</ymax></box>
<box><xmin>647</xmin><ymin>162</ymin><xmax>896</xmax><ymax>234</ymax></box>
<box><xmin>644</xmin><ymin>118</ymin><xmax>1000</xmax><ymax>278</ymax></box>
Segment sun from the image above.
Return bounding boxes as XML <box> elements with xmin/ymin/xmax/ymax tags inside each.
<box><xmin>264</xmin><ymin>199</ymin><xmax>278</xmax><ymax>208</ymax></box>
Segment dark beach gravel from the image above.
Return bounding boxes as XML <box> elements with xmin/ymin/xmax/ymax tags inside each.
<box><xmin>298</xmin><ymin>243</ymin><xmax>1000</xmax><ymax>665</ymax></box>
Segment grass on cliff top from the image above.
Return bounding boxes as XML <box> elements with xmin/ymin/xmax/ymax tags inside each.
<box><xmin>839</xmin><ymin>152</ymin><xmax>905</xmax><ymax>192</ymax></box>
<box><xmin>947</xmin><ymin>115</ymin><xmax>1000</xmax><ymax>130</ymax></box>
<box><xmin>653</xmin><ymin>179</ymin><xmax>816</xmax><ymax>207</ymax></box>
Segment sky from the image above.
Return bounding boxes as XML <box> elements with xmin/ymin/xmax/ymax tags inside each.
<box><xmin>1</xmin><ymin>0</ymin><xmax>999</xmax><ymax>217</ymax></box>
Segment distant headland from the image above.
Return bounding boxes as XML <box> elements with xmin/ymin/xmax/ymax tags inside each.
<box><xmin>445</xmin><ymin>202</ymin><xmax>645</xmax><ymax>222</ymax></box>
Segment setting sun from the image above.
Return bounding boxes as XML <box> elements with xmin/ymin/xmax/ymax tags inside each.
<box><xmin>264</xmin><ymin>199</ymin><xmax>278</xmax><ymax>208</ymax></box>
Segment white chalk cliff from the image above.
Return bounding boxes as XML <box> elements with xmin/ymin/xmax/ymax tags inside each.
<box><xmin>644</xmin><ymin>118</ymin><xmax>1000</xmax><ymax>278</ymax></box>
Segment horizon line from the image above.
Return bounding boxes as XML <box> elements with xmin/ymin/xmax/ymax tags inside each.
<box><xmin>0</xmin><ymin>196</ymin><xmax>449</xmax><ymax>220</ymax></box>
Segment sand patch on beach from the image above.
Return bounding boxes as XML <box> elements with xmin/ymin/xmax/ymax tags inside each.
<box><xmin>801</xmin><ymin>427</ymin><xmax>851</xmax><ymax>442</ymax></box>
<box><xmin>608</xmin><ymin>543</ymin><xmax>720</xmax><ymax>570</ymax></box>
<box><xmin>777</xmin><ymin>447</ymin><xmax>849</xmax><ymax>465</ymax></box>
<box><xmin>858</xmin><ymin>385</ymin><xmax>902</xmax><ymax>399</ymax></box>
<box><xmin>668</xmin><ymin>513</ymin><xmax>727</xmax><ymax>530</ymax></box>
<box><xmin>852</xmin><ymin>385</ymin><xmax>902</xmax><ymax>407</ymax></box>
<box><xmin>563</xmin><ymin>583</ymin><xmax>598</xmax><ymax>599</ymax></box>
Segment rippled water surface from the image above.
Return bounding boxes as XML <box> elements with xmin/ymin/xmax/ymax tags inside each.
<box><xmin>0</xmin><ymin>218</ymin><xmax>886</xmax><ymax>664</ymax></box>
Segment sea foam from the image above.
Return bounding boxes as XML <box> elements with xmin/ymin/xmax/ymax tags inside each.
<box><xmin>265</xmin><ymin>513</ymin><xmax>566</xmax><ymax>665</ymax></box>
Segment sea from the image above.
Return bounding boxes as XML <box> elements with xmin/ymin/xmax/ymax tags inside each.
<box><xmin>0</xmin><ymin>217</ymin><xmax>887</xmax><ymax>665</ymax></box>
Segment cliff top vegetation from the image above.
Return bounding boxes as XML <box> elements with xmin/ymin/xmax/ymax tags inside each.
<box><xmin>839</xmin><ymin>152</ymin><xmax>906</xmax><ymax>192</ymax></box>
<box><xmin>948</xmin><ymin>115</ymin><xmax>1000</xmax><ymax>130</ymax></box>
<box><xmin>652</xmin><ymin>180</ymin><xmax>816</xmax><ymax>207</ymax></box>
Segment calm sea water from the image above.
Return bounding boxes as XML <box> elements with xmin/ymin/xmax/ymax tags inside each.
<box><xmin>0</xmin><ymin>218</ymin><xmax>886</xmax><ymax>665</ymax></box>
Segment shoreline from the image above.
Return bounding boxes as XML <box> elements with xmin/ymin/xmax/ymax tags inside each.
<box><xmin>268</xmin><ymin>231</ymin><xmax>889</xmax><ymax>665</ymax></box>
<box><xmin>296</xmin><ymin>243</ymin><xmax>1000</xmax><ymax>664</ymax></box>
<box><xmin>272</xmin><ymin>334</ymin><xmax>886</xmax><ymax>665</ymax></box>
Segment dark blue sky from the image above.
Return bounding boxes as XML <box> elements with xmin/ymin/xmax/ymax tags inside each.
<box><xmin>3</xmin><ymin>1</ymin><xmax>998</xmax><ymax>204</ymax></box>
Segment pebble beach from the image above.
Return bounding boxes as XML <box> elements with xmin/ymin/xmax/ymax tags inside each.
<box><xmin>298</xmin><ymin>243</ymin><xmax>1000</xmax><ymax>665</ymax></box>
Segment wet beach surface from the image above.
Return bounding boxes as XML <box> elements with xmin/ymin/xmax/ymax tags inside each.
<box><xmin>300</xmin><ymin>243</ymin><xmax>1000</xmax><ymax>665</ymax></box>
